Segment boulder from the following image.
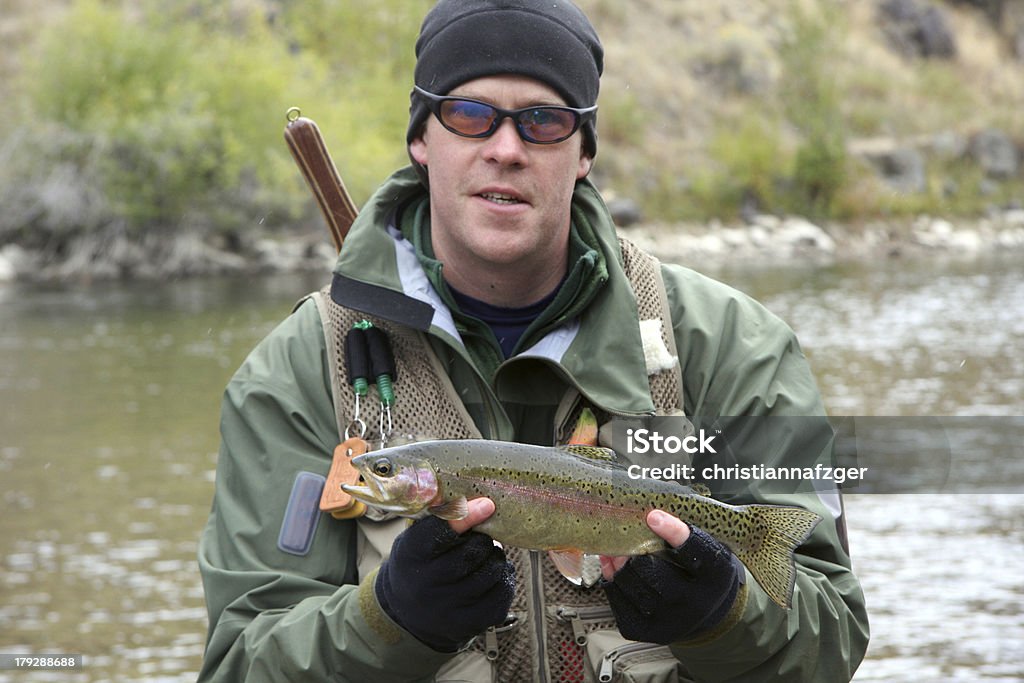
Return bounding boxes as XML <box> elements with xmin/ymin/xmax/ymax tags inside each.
<box><xmin>606</xmin><ymin>197</ymin><xmax>644</xmax><ymax>228</ymax></box>
<box><xmin>776</xmin><ymin>217</ymin><xmax>837</xmax><ymax>255</ymax></box>
<box><xmin>912</xmin><ymin>216</ymin><xmax>990</xmax><ymax>252</ymax></box>
<box><xmin>968</xmin><ymin>128</ymin><xmax>1020</xmax><ymax>178</ymax></box>
<box><xmin>878</xmin><ymin>0</ymin><xmax>958</xmax><ymax>58</ymax></box>
<box><xmin>0</xmin><ymin>245</ymin><xmax>27</xmax><ymax>281</ymax></box>
<box><xmin>864</xmin><ymin>147</ymin><xmax>928</xmax><ymax>193</ymax></box>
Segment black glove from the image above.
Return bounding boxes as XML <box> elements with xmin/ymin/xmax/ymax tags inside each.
<box><xmin>601</xmin><ymin>525</ymin><xmax>741</xmax><ymax>644</ymax></box>
<box><xmin>375</xmin><ymin>515</ymin><xmax>515</xmax><ymax>652</ymax></box>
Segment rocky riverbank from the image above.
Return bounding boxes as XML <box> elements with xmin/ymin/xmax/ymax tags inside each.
<box><xmin>0</xmin><ymin>231</ymin><xmax>339</xmax><ymax>283</ymax></box>
<box><xmin>625</xmin><ymin>208</ymin><xmax>1024</xmax><ymax>267</ymax></box>
<box><xmin>2</xmin><ymin>209</ymin><xmax>1023</xmax><ymax>284</ymax></box>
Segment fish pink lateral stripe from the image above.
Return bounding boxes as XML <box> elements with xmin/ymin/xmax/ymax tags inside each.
<box><xmin>451</xmin><ymin>472</ymin><xmax>641</xmax><ymax>521</ymax></box>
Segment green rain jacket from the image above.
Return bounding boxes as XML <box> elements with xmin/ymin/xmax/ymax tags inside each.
<box><xmin>198</xmin><ymin>167</ymin><xmax>869</xmax><ymax>681</ymax></box>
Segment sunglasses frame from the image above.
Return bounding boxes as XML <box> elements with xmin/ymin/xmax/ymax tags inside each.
<box><xmin>413</xmin><ymin>85</ymin><xmax>597</xmax><ymax>145</ymax></box>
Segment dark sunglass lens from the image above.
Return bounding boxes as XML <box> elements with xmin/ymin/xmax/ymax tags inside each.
<box><xmin>439</xmin><ymin>99</ymin><xmax>497</xmax><ymax>136</ymax></box>
<box><xmin>517</xmin><ymin>108</ymin><xmax>577</xmax><ymax>142</ymax></box>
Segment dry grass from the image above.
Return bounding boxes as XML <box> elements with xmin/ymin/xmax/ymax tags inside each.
<box><xmin>577</xmin><ymin>0</ymin><xmax>1022</xmax><ymax>217</ymax></box>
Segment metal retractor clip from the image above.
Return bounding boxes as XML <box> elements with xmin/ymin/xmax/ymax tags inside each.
<box><xmin>343</xmin><ymin>320</ymin><xmax>398</xmax><ymax>447</ymax></box>
<box><xmin>344</xmin><ymin>321</ymin><xmax>373</xmax><ymax>442</ymax></box>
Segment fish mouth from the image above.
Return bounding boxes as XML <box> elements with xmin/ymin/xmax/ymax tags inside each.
<box><xmin>341</xmin><ymin>472</ymin><xmax>391</xmax><ymax>506</ymax></box>
<box><xmin>340</xmin><ymin>482</ymin><xmax>378</xmax><ymax>504</ymax></box>
<box><xmin>341</xmin><ymin>478</ymin><xmax>413</xmax><ymax>513</ymax></box>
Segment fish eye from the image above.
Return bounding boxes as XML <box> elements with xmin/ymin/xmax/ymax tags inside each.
<box><xmin>371</xmin><ymin>458</ymin><xmax>394</xmax><ymax>477</ymax></box>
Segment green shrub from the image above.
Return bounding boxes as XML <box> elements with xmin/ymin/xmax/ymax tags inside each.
<box><xmin>789</xmin><ymin>131</ymin><xmax>847</xmax><ymax>217</ymax></box>
<box><xmin>711</xmin><ymin>112</ymin><xmax>788</xmax><ymax>214</ymax></box>
<box><xmin>777</xmin><ymin>1</ymin><xmax>849</xmax><ymax>217</ymax></box>
<box><xmin>19</xmin><ymin>0</ymin><xmax>312</xmax><ymax>236</ymax></box>
<box><xmin>11</xmin><ymin>0</ymin><xmax>429</xmax><ymax>242</ymax></box>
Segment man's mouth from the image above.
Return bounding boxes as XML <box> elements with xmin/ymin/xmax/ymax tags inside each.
<box><xmin>479</xmin><ymin>191</ymin><xmax>525</xmax><ymax>205</ymax></box>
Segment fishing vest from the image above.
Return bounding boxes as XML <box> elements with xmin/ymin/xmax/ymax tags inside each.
<box><xmin>310</xmin><ymin>238</ymin><xmax>695</xmax><ymax>683</ymax></box>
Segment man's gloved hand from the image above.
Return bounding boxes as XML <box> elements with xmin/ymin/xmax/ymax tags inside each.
<box><xmin>600</xmin><ymin>510</ymin><xmax>742</xmax><ymax>644</ymax></box>
<box><xmin>375</xmin><ymin>501</ymin><xmax>515</xmax><ymax>652</ymax></box>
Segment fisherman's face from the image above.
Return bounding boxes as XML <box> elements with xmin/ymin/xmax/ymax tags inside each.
<box><xmin>409</xmin><ymin>75</ymin><xmax>593</xmax><ymax>280</ymax></box>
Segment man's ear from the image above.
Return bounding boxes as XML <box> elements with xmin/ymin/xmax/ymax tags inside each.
<box><xmin>577</xmin><ymin>152</ymin><xmax>593</xmax><ymax>180</ymax></box>
<box><xmin>409</xmin><ymin>131</ymin><xmax>428</xmax><ymax>165</ymax></box>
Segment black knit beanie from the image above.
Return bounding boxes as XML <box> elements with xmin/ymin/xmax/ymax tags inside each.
<box><xmin>407</xmin><ymin>0</ymin><xmax>604</xmax><ymax>163</ymax></box>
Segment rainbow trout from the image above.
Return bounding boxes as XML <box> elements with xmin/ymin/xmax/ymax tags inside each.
<box><xmin>341</xmin><ymin>439</ymin><xmax>821</xmax><ymax>609</ymax></box>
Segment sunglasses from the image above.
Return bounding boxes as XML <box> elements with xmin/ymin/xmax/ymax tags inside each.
<box><xmin>414</xmin><ymin>86</ymin><xmax>597</xmax><ymax>145</ymax></box>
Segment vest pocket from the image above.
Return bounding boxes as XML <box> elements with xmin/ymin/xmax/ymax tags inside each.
<box><xmin>585</xmin><ymin>630</ymin><xmax>691</xmax><ymax>683</ymax></box>
<box><xmin>553</xmin><ymin>605</ymin><xmax>691</xmax><ymax>683</ymax></box>
<box><xmin>433</xmin><ymin>649</ymin><xmax>493</xmax><ymax>683</ymax></box>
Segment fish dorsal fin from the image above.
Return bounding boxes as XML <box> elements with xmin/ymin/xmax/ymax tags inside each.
<box><xmin>429</xmin><ymin>496</ymin><xmax>468</xmax><ymax>520</ymax></box>
<box><xmin>558</xmin><ymin>445</ymin><xmax>628</xmax><ymax>472</ymax></box>
<box><xmin>560</xmin><ymin>445</ymin><xmax>618</xmax><ymax>462</ymax></box>
<box><xmin>690</xmin><ymin>482</ymin><xmax>713</xmax><ymax>498</ymax></box>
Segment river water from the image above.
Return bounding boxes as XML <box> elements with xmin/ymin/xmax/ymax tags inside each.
<box><xmin>1</xmin><ymin>253</ymin><xmax>1021</xmax><ymax>682</ymax></box>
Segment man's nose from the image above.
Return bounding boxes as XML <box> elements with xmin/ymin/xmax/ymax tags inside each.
<box><xmin>481</xmin><ymin>118</ymin><xmax>529</xmax><ymax>165</ymax></box>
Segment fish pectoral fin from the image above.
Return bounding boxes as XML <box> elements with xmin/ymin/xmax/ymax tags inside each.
<box><xmin>428</xmin><ymin>496</ymin><xmax>469</xmax><ymax>520</ymax></box>
<box><xmin>547</xmin><ymin>548</ymin><xmax>586</xmax><ymax>586</ymax></box>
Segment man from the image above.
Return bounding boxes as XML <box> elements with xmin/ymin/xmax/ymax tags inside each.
<box><xmin>197</xmin><ymin>1</ymin><xmax>869</xmax><ymax>681</ymax></box>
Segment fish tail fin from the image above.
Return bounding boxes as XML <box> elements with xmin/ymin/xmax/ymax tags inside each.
<box><xmin>731</xmin><ymin>504</ymin><xmax>821</xmax><ymax>610</ymax></box>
